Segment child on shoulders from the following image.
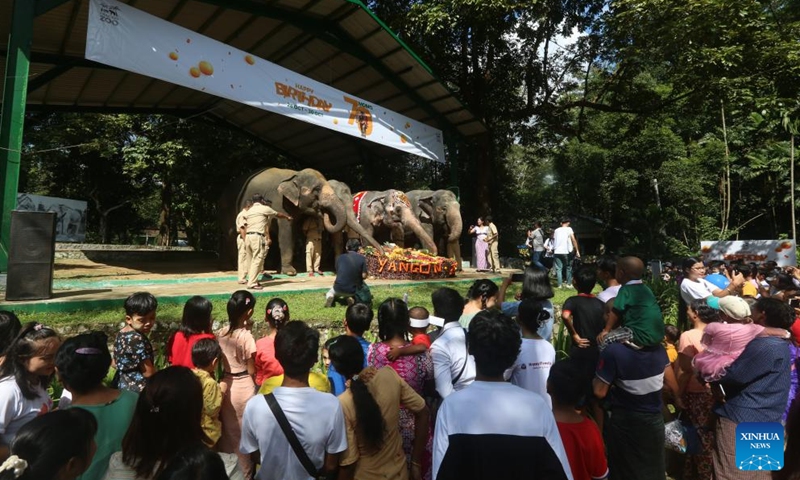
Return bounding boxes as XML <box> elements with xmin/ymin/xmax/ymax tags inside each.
<box><xmin>597</xmin><ymin>256</ymin><xmax>664</xmax><ymax>350</ymax></box>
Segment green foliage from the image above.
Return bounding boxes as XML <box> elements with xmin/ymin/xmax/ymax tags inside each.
<box><xmin>645</xmin><ymin>277</ymin><xmax>680</xmax><ymax>326</ymax></box>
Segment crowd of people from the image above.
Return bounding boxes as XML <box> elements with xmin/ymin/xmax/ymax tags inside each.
<box><xmin>0</xmin><ymin>253</ymin><xmax>799</xmax><ymax>480</ymax></box>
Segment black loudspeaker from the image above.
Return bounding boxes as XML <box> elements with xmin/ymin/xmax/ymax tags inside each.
<box><xmin>6</xmin><ymin>211</ymin><xmax>56</xmax><ymax>301</ymax></box>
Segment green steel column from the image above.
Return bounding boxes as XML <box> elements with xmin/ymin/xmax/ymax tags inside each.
<box><xmin>0</xmin><ymin>0</ymin><xmax>35</xmax><ymax>271</ymax></box>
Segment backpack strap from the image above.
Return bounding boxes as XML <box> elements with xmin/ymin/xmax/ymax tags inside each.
<box><xmin>264</xmin><ymin>393</ymin><xmax>320</xmax><ymax>479</ymax></box>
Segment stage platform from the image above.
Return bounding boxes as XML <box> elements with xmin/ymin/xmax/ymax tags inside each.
<box><xmin>0</xmin><ymin>257</ymin><xmax>497</xmax><ymax>313</ymax></box>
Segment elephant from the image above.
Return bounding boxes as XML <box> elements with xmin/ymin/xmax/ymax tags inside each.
<box><xmin>218</xmin><ymin>168</ymin><xmax>350</xmax><ymax>275</ymax></box>
<box><xmin>353</xmin><ymin>190</ymin><xmax>438</xmax><ymax>254</ymax></box>
<box><xmin>327</xmin><ymin>180</ymin><xmax>382</xmax><ymax>257</ymax></box>
<box><xmin>406</xmin><ymin>190</ymin><xmax>464</xmax><ymax>269</ymax></box>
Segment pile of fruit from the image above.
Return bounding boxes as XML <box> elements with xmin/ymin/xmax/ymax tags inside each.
<box><xmin>362</xmin><ymin>245</ymin><xmax>458</xmax><ymax>280</ymax></box>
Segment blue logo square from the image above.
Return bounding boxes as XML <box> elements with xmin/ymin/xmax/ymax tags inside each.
<box><xmin>735</xmin><ymin>422</ymin><xmax>784</xmax><ymax>471</ymax></box>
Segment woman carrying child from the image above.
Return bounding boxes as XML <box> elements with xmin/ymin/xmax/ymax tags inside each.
<box><xmin>0</xmin><ymin>322</ymin><xmax>60</xmax><ymax>459</ymax></box>
<box><xmin>216</xmin><ymin>291</ymin><xmax>257</xmax><ymax>478</ymax></box>
<box><xmin>166</xmin><ymin>296</ymin><xmax>215</xmax><ymax>368</ymax></box>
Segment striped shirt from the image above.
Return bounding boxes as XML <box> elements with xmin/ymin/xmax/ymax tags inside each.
<box><xmin>595</xmin><ymin>343</ymin><xmax>668</xmax><ymax>414</ymax></box>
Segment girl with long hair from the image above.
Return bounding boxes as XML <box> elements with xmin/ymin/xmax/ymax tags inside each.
<box><xmin>215</xmin><ymin>291</ymin><xmax>257</xmax><ymax>479</ymax></box>
<box><xmin>459</xmin><ymin>279</ymin><xmax>499</xmax><ymax>330</ymax></box>
<box><xmin>254</xmin><ymin>298</ymin><xmax>289</xmax><ymax>386</ymax></box>
<box><xmin>468</xmin><ymin>218</ymin><xmax>490</xmax><ymax>272</ymax></box>
<box><xmin>0</xmin><ymin>323</ymin><xmax>60</xmax><ymax>458</ymax></box>
<box><xmin>499</xmin><ymin>266</ymin><xmax>556</xmax><ymax>340</ymax></box>
<box><xmin>104</xmin><ymin>367</ymin><xmax>243</xmax><ymax>480</ymax></box>
<box><xmin>367</xmin><ymin>298</ymin><xmax>434</xmax><ymax>479</ymax></box>
<box><xmin>0</xmin><ymin>409</ymin><xmax>97</xmax><ymax>480</ymax></box>
<box><xmin>166</xmin><ymin>296</ymin><xmax>215</xmax><ymax>368</ymax></box>
<box><xmin>331</xmin><ymin>335</ymin><xmax>429</xmax><ymax>480</ymax></box>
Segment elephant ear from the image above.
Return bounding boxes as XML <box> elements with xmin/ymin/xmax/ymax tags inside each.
<box><xmin>278</xmin><ymin>175</ymin><xmax>300</xmax><ymax>206</ymax></box>
<box><xmin>418</xmin><ymin>194</ymin><xmax>435</xmax><ymax>216</ymax></box>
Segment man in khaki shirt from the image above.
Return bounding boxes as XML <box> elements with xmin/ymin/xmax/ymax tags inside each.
<box><xmin>486</xmin><ymin>215</ymin><xmax>501</xmax><ymax>273</ymax></box>
<box><xmin>236</xmin><ymin>200</ymin><xmax>253</xmax><ymax>285</ymax></box>
<box><xmin>303</xmin><ymin>215</ymin><xmax>324</xmax><ymax>277</ymax></box>
<box><xmin>244</xmin><ymin>194</ymin><xmax>292</xmax><ymax>290</ymax></box>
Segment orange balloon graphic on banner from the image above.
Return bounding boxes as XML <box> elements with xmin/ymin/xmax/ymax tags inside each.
<box><xmin>189</xmin><ymin>67</ymin><xmax>201</xmax><ymax>78</ymax></box>
<box><xmin>168</xmin><ymin>52</ymin><xmax>178</xmax><ymax>61</ymax></box>
<box><xmin>199</xmin><ymin>61</ymin><xmax>214</xmax><ymax>75</ymax></box>
<box><xmin>245</xmin><ymin>55</ymin><xmax>255</xmax><ymax>65</ymax></box>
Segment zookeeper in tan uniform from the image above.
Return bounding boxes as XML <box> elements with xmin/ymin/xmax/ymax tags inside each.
<box><xmin>244</xmin><ymin>194</ymin><xmax>291</xmax><ymax>290</ymax></box>
<box><xmin>303</xmin><ymin>215</ymin><xmax>324</xmax><ymax>277</ymax></box>
<box><xmin>236</xmin><ymin>200</ymin><xmax>253</xmax><ymax>285</ymax></box>
<box><xmin>486</xmin><ymin>215</ymin><xmax>500</xmax><ymax>273</ymax></box>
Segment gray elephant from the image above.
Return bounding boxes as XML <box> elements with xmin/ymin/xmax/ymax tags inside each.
<box><xmin>353</xmin><ymin>190</ymin><xmax>438</xmax><ymax>254</ymax></box>
<box><xmin>327</xmin><ymin>180</ymin><xmax>382</xmax><ymax>257</ymax></box>
<box><xmin>406</xmin><ymin>190</ymin><xmax>464</xmax><ymax>269</ymax></box>
<box><xmin>218</xmin><ymin>168</ymin><xmax>350</xmax><ymax>275</ymax></box>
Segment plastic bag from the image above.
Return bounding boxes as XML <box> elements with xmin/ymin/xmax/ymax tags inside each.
<box><xmin>665</xmin><ymin>419</ymin><xmax>688</xmax><ymax>453</ymax></box>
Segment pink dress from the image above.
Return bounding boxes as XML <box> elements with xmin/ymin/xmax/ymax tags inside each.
<box><xmin>693</xmin><ymin>322</ymin><xmax>764</xmax><ymax>382</ymax></box>
<box><xmin>368</xmin><ymin>342</ymin><xmax>433</xmax><ymax>480</ymax></box>
<box><xmin>216</xmin><ymin>326</ymin><xmax>256</xmax><ymax>478</ymax></box>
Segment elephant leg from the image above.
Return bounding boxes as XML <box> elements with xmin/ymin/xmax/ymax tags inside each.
<box><xmin>278</xmin><ymin>221</ymin><xmax>297</xmax><ymax>276</ymax></box>
<box><xmin>390</xmin><ymin>224</ymin><xmax>405</xmax><ymax>247</ymax></box>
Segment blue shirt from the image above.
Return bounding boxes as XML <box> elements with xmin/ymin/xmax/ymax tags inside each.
<box><xmin>704</xmin><ymin>273</ymin><xmax>730</xmax><ymax>290</ymax></box>
<box><xmin>595</xmin><ymin>343</ymin><xmax>669</xmax><ymax>414</ymax></box>
<box><xmin>327</xmin><ymin>335</ymin><xmax>372</xmax><ymax>396</ymax></box>
<box><xmin>715</xmin><ymin>337</ymin><xmax>791</xmax><ymax>424</ymax></box>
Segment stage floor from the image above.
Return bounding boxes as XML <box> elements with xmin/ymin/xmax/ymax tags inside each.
<box><xmin>1</xmin><ymin>258</ymin><xmax>499</xmax><ymax>313</ymax></box>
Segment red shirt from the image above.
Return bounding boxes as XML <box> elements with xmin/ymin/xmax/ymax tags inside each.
<box><xmin>167</xmin><ymin>332</ymin><xmax>215</xmax><ymax>368</ymax></box>
<box><xmin>556</xmin><ymin>417</ymin><xmax>608</xmax><ymax>480</ymax></box>
<box><xmin>255</xmin><ymin>335</ymin><xmax>284</xmax><ymax>386</ymax></box>
<box><xmin>412</xmin><ymin>333</ymin><xmax>431</xmax><ymax>348</ymax></box>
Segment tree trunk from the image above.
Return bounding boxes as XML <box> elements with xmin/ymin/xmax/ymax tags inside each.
<box><xmin>791</xmin><ymin>134</ymin><xmax>796</xmax><ymax>242</ymax></box>
<box><xmin>158</xmin><ymin>181</ymin><xmax>172</xmax><ymax>247</ymax></box>
<box><xmin>720</xmin><ymin>102</ymin><xmax>731</xmax><ymax>238</ymax></box>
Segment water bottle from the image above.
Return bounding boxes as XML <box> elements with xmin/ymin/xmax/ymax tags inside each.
<box><xmin>402</xmin><ymin>292</ymin><xmax>409</xmax><ymax>304</ymax></box>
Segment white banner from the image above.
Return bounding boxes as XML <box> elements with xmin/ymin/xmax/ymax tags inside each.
<box><xmin>700</xmin><ymin>240</ymin><xmax>797</xmax><ymax>266</ymax></box>
<box><xmin>85</xmin><ymin>0</ymin><xmax>446</xmax><ymax>162</ymax></box>
<box><xmin>16</xmin><ymin>194</ymin><xmax>88</xmax><ymax>242</ymax></box>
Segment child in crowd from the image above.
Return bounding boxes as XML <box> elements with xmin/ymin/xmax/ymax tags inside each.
<box><xmin>664</xmin><ymin>325</ymin><xmax>680</xmax><ymax>364</ymax></box>
<box><xmin>114</xmin><ymin>292</ymin><xmax>158</xmax><ymax>393</ymax></box>
<box><xmin>0</xmin><ymin>408</ymin><xmax>97</xmax><ymax>480</ymax></box>
<box><xmin>693</xmin><ymin>296</ymin><xmax>790</xmax><ymax>382</ymax></box>
<box><xmin>505</xmin><ymin>298</ymin><xmax>556</xmax><ymax>406</ymax></box>
<box><xmin>55</xmin><ymin>332</ymin><xmax>137</xmax><ymax>480</ymax></box>
<box><xmin>0</xmin><ymin>311</ymin><xmax>21</xmax><ymax>360</ymax></box>
<box><xmin>156</xmin><ymin>444</ymin><xmax>229</xmax><ymax>480</ymax></box>
<box><xmin>328</xmin><ymin>303</ymin><xmax>373</xmax><ymax>396</ymax></box>
<box><xmin>548</xmin><ymin>359</ymin><xmax>609</xmax><ymax>480</ymax></box>
<box><xmin>598</xmin><ymin>256</ymin><xmax>664</xmax><ymax>350</ymax></box>
<box><xmin>254</xmin><ymin>298</ymin><xmax>289</xmax><ymax>387</ymax></box>
<box><xmin>216</xmin><ymin>291</ymin><xmax>257</xmax><ymax>479</ymax></box>
<box><xmin>561</xmin><ymin>267</ymin><xmax>605</xmax><ymax>373</ymax></box>
<box><xmin>191</xmin><ymin>338</ymin><xmax>223</xmax><ymax>448</ymax></box>
<box><xmin>386</xmin><ymin>306</ymin><xmax>431</xmax><ymax>361</ymax></box>
<box><xmin>167</xmin><ymin>296</ymin><xmax>215</xmax><ymax>368</ymax></box>
<box><xmin>0</xmin><ymin>323</ymin><xmax>60</xmax><ymax>457</ymax></box>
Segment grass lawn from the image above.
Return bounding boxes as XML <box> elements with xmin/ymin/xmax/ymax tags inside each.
<box><xmin>16</xmin><ymin>279</ymin><xmax>584</xmax><ymax>328</ymax></box>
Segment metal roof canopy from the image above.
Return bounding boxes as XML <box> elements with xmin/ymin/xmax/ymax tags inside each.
<box><xmin>0</xmin><ymin>0</ymin><xmax>485</xmax><ymax>171</ymax></box>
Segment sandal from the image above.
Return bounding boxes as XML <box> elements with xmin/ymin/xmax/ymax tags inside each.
<box><xmin>248</xmin><ymin>285</ymin><xmax>264</xmax><ymax>290</ymax></box>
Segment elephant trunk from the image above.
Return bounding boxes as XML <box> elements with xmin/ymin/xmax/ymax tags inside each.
<box><xmin>446</xmin><ymin>204</ymin><xmax>463</xmax><ymax>243</ymax></box>
<box><xmin>319</xmin><ymin>185</ymin><xmax>346</xmax><ymax>233</ymax></box>
<box><xmin>347</xmin><ymin>211</ymin><xmax>382</xmax><ymax>249</ymax></box>
<box><xmin>402</xmin><ymin>208</ymin><xmax>438</xmax><ymax>255</ymax></box>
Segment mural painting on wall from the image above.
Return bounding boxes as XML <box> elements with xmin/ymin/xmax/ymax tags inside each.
<box><xmin>16</xmin><ymin>194</ymin><xmax>88</xmax><ymax>242</ymax></box>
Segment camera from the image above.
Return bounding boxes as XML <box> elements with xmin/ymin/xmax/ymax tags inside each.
<box><xmin>511</xmin><ymin>272</ymin><xmax>525</xmax><ymax>282</ymax></box>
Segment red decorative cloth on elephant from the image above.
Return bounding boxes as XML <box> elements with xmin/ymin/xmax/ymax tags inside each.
<box><xmin>353</xmin><ymin>191</ymin><xmax>368</xmax><ymax>223</ymax></box>
<box><xmin>392</xmin><ymin>191</ymin><xmax>412</xmax><ymax>210</ymax></box>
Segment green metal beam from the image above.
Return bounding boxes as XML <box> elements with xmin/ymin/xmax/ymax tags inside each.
<box><xmin>0</xmin><ymin>0</ymin><xmax>35</xmax><ymax>271</ymax></box>
<box><xmin>23</xmin><ymin>104</ymin><xmax>205</xmax><ymax>116</ymax></box>
<box><xmin>35</xmin><ymin>0</ymin><xmax>72</xmax><ymax>17</ymax></box>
